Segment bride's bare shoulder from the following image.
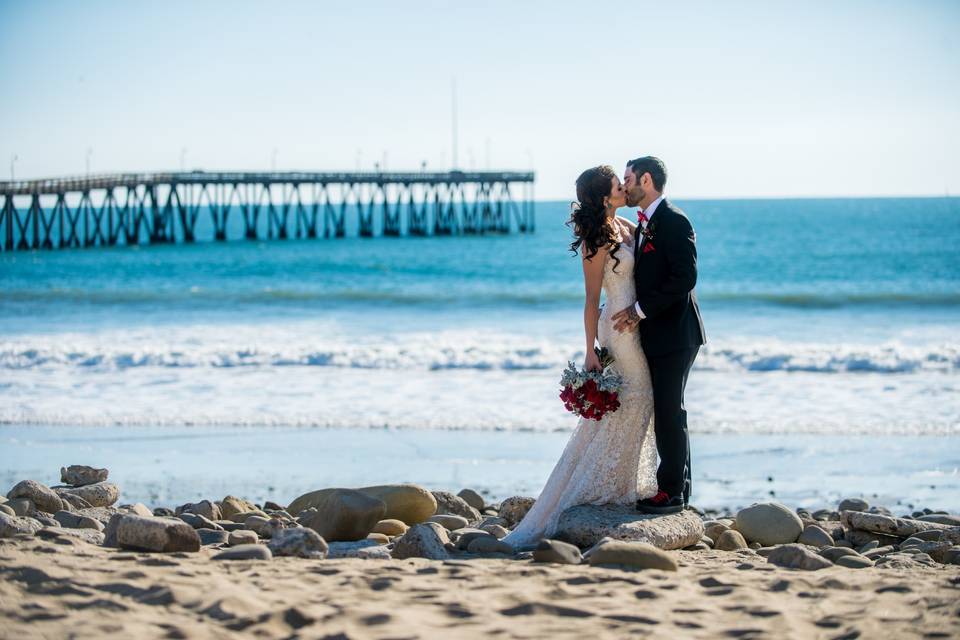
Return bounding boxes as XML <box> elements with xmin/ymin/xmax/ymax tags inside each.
<box><xmin>615</xmin><ymin>215</ymin><xmax>637</xmax><ymax>231</ymax></box>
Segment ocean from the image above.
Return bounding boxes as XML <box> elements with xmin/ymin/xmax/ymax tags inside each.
<box><xmin>2</xmin><ymin>197</ymin><xmax>958</xmax><ymax>510</ymax></box>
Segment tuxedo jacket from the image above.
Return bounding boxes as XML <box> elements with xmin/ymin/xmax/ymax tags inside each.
<box><xmin>632</xmin><ymin>198</ymin><xmax>706</xmax><ymax>358</ymax></box>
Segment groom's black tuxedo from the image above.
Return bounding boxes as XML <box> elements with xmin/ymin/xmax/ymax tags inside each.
<box><xmin>633</xmin><ymin>198</ymin><xmax>705</xmax><ymax>504</ymax></box>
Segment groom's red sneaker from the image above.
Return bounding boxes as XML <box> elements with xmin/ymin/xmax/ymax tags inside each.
<box><xmin>636</xmin><ymin>490</ymin><xmax>685</xmax><ymax>514</ymax></box>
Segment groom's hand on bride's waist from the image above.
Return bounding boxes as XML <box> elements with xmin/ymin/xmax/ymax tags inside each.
<box><xmin>611</xmin><ymin>305</ymin><xmax>641</xmax><ymax>333</ymax></box>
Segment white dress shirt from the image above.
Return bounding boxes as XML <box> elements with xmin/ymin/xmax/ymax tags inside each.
<box><xmin>633</xmin><ymin>195</ymin><xmax>664</xmax><ymax>319</ymax></box>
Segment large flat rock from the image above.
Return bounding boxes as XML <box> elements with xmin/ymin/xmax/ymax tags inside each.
<box><xmin>841</xmin><ymin>510</ymin><xmax>950</xmax><ymax>538</ymax></box>
<box><xmin>555</xmin><ymin>504</ymin><xmax>704</xmax><ymax>550</ymax></box>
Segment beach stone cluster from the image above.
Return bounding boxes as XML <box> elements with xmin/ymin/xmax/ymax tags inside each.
<box><xmin>3</xmin><ymin>468</ymin><xmax>959</xmax><ymax>573</ymax></box>
<box><xmin>689</xmin><ymin>498</ymin><xmax>960</xmax><ymax>570</ymax></box>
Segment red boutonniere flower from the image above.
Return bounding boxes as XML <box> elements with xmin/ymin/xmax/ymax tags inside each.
<box><xmin>639</xmin><ymin>220</ymin><xmax>656</xmax><ymax>254</ymax></box>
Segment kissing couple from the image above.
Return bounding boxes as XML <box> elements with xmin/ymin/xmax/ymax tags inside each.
<box><xmin>504</xmin><ymin>156</ymin><xmax>706</xmax><ymax>549</ymax></box>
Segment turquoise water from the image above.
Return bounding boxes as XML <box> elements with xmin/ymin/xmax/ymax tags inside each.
<box><xmin>1</xmin><ymin>197</ymin><xmax>958</xmax><ymax>431</ymax></box>
<box><xmin>1</xmin><ymin>196</ymin><xmax>958</xmax><ymax>507</ymax></box>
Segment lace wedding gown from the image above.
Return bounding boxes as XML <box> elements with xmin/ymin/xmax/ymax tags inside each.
<box><xmin>503</xmin><ymin>233</ymin><xmax>658</xmax><ymax>548</ymax></box>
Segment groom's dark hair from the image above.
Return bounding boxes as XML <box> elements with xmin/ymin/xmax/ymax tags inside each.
<box><xmin>627</xmin><ymin>156</ymin><xmax>667</xmax><ymax>192</ymax></box>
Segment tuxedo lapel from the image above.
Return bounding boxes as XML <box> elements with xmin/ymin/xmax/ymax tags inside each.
<box><xmin>638</xmin><ymin>198</ymin><xmax>668</xmax><ymax>255</ymax></box>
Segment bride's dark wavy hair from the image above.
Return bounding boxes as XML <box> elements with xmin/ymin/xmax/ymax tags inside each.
<box><xmin>566</xmin><ymin>164</ymin><xmax>621</xmax><ymax>272</ymax></box>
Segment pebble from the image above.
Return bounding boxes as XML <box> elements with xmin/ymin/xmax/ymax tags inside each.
<box><xmin>392</xmin><ymin>522</ymin><xmax>450</xmax><ymax>560</ymax></box>
<box><xmin>34</xmin><ymin>514</ymin><xmax>60</xmax><ymax>528</ymax></box>
<box><xmin>228</xmin><ymin>509</ymin><xmax>268</xmax><ymax>523</ymax></box>
<box><xmin>120</xmin><ymin>503</ymin><xmax>154</xmax><ymax>518</ymax></box>
<box><xmin>704</xmin><ymin>521</ymin><xmax>730</xmax><ymax>542</ymax></box>
<box><xmin>104</xmin><ymin>513</ymin><xmax>200</xmax><ymax>553</ymax></box>
<box><xmin>428</xmin><ymin>514</ymin><xmax>470</xmax><ymax>531</ymax></box>
<box><xmin>684</xmin><ymin>542</ymin><xmax>711</xmax><ymax>551</ymax></box>
<box><xmin>797</xmin><ymin>524</ymin><xmax>834</xmax><ymax>548</ymax></box>
<box><xmin>837</xmin><ymin>497</ymin><xmax>869</xmax><ymax>512</ymax></box>
<box><xmin>820</xmin><ymin>546</ymin><xmax>863</xmax><ymax>563</ymax></box>
<box><xmin>466</xmin><ymin>535</ymin><xmax>514</xmax><ymax>555</ymax></box>
<box><xmin>327</xmin><ymin>540</ymin><xmax>393</xmax><ymax>559</ymax></box>
<box><xmin>297</xmin><ymin>489</ymin><xmax>386</xmax><ymax>542</ymax></box>
<box><xmin>457</xmin><ymin>488</ymin><xmax>485</xmax><ymax>512</ymax></box>
<box><xmin>73</xmin><ymin>506</ymin><xmax>121</xmax><ymax>526</ymax></box>
<box><xmin>244</xmin><ymin>515</ymin><xmax>271</xmax><ymax>535</ymax></box>
<box><xmin>942</xmin><ymin>548</ymin><xmax>960</xmax><ymax>565</ymax></box>
<box><xmin>910</xmin><ymin>529</ymin><xmax>944</xmax><ymax>542</ymax></box>
<box><xmin>8</xmin><ymin>499</ymin><xmax>35</xmax><ymax>517</ymax></box>
<box><xmin>901</xmin><ymin>540</ymin><xmax>955</xmax><ymax>563</ymax></box>
<box><xmin>844</xmin><ymin>530</ymin><xmax>900</xmax><ymax>548</ymax></box>
<box><xmin>60</xmin><ymin>465</ymin><xmax>109</xmax><ymax>487</ymax></box>
<box><xmin>6</xmin><ymin>480</ymin><xmax>64</xmax><ymax>514</ymax></box>
<box><xmin>177</xmin><ymin>500</ymin><xmax>222</xmax><ymax>522</ymax></box>
<box><xmin>835</xmin><ymin>554</ymin><xmax>874</xmax><ymax>568</ymax></box>
<box><xmin>0</xmin><ymin>513</ymin><xmax>43</xmax><ymax>538</ymax></box>
<box><xmin>53</xmin><ymin>510</ymin><xmax>104</xmax><ymax>531</ymax></box>
<box><xmin>532</xmin><ymin>539</ymin><xmax>582</xmax><ymax>564</ymax></box>
<box><xmin>499</xmin><ymin>496</ymin><xmax>536</xmax><ymax>528</ymax></box>
<box><xmin>267</xmin><ymin>527</ymin><xmax>328</xmax><ymax>559</ymax></box>
<box><xmin>916</xmin><ymin>514</ymin><xmax>960</xmax><ymax>527</ymax></box>
<box><xmin>57</xmin><ymin>481</ymin><xmax>120</xmax><ymax>508</ymax></box>
<box><xmin>863</xmin><ymin>545</ymin><xmax>897</xmax><ymax>559</ymax></box>
<box><xmin>454</xmin><ymin>529</ymin><xmax>496</xmax><ymax>551</ymax></box>
<box><xmin>812</xmin><ymin>509</ymin><xmax>840</xmax><ymax>521</ymax></box>
<box><xmin>228</xmin><ymin>530</ymin><xmax>259</xmax><ymax>546</ymax></box>
<box><xmin>585</xmin><ymin>539</ymin><xmax>678</xmax><ymax>571</ymax></box>
<box><xmin>197</xmin><ymin>528</ymin><xmax>230</xmax><ymax>546</ymax></box>
<box><xmin>213</xmin><ymin>544</ymin><xmax>272</xmax><ymax>561</ymax></box>
<box><xmin>735</xmin><ymin>502</ymin><xmax>804</xmax><ymax>546</ymax></box>
<box><xmin>715</xmin><ymin>530</ymin><xmax>749</xmax><ymax>551</ymax></box>
<box><xmin>480</xmin><ymin>524</ymin><xmax>510</xmax><ymax>539</ymax></box>
<box><xmin>766</xmin><ymin>544</ymin><xmax>833</xmax><ymax>570</ymax></box>
<box><xmin>0</xmin><ymin>504</ymin><xmax>14</xmax><ymax>517</ymax></box>
<box><xmin>857</xmin><ymin>540</ymin><xmax>880</xmax><ymax>553</ymax></box>
<box><xmin>478</xmin><ymin>516</ymin><xmax>508</xmax><ymax>529</ymax></box>
<box><xmin>178</xmin><ymin>512</ymin><xmax>223</xmax><ymax>530</ymax></box>
<box><xmin>366</xmin><ymin>532</ymin><xmax>390</xmax><ymax>544</ymax></box>
<box><xmin>431</xmin><ymin>491</ymin><xmax>482</xmax><ymax>522</ymax></box>
<box><xmin>218</xmin><ymin>495</ymin><xmax>259</xmax><ymax>521</ymax></box>
<box><xmin>372</xmin><ymin>519</ymin><xmax>408</xmax><ymax>537</ymax></box>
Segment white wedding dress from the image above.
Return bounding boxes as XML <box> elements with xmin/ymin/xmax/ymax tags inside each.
<box><xmin>503</xmin><ymin>232</ymin><xmax>658</xmax><ymax>548</ymax></box>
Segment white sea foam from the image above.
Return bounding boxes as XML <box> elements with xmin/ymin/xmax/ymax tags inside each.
<box><xmin>1</xmin><ymin>330</ymin><xmax>957</xmax><ymax>374</ymax></box>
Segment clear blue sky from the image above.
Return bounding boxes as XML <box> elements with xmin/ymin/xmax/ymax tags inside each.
<box><xmin>1</xmin><ymin>0</ymin><xmax>957</xmax><ymax>199</ymax></box>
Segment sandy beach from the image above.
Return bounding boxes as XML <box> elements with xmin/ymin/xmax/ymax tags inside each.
<box><xmin>2</xmin><ymin>467</ymin><xmax>960</xmax><ymax>640</ymax></box>
<box><xmin>1</xmin><ymin>532</ymin><xmax>958</xmax><ymax>640</ymax></box>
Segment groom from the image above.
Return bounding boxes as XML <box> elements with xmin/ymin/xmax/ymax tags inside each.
<box><xmin>612</xmin><ymin>156</ymin><xmax>706</xmax><ymax>514</ymax></box>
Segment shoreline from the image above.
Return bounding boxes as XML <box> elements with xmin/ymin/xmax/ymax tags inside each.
<box><xmin>2</xmin><ymin>425</ymin><xmax>958</xmax><ymax>513</ymax></box>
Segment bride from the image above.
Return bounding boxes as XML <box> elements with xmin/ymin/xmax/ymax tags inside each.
<box><xmin>502</xmin><ymin>165</ymin><xmax>658</xmax><ymax>549</ymax></box>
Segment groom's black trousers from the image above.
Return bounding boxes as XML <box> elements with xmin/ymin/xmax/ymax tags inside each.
<box><xmin>647</xmin><ymin>346</ymin><xmax>699</xmax><ymax>504</ymax></box>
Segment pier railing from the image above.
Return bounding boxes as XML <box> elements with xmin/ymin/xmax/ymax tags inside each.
<box><xmin>0</xmin><ymin>170</ymin><xmax>535</xmax><ymax>251</ymax></box>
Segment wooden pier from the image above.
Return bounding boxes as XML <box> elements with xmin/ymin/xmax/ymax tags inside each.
<box><xmin>0</xmin><ymin>170</ymin><xmax>535</xmax><ymax>251</ymax></box>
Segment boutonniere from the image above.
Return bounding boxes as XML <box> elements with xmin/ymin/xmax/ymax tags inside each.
<box><xmin>640</xmin><ymin>219</ymin><xmax>656</xmax><ymax>253</ymax></box>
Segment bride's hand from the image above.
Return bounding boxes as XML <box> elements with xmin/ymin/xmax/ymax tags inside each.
<box><xmin>584</xmin><ymin>349</ymin><xmax>602</xmax><ymax>373</ymax></box>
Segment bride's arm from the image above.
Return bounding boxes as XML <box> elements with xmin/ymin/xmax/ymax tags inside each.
<box><xmin>581</xmin><ymin>245</ymin><xmax>607</xmax><ymax>372</ymax></box>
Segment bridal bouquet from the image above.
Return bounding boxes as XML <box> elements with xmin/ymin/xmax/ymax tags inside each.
<box><xmin>559</xmin><ymin>346</ymin><xmax>623</xmax><ymax>421</ymax></box>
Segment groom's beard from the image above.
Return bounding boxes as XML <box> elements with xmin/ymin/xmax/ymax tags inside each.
<box><xmin>625</xmin><ymin>187</ymin><xmax>644</xmax><ymax>208</ymax></box>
